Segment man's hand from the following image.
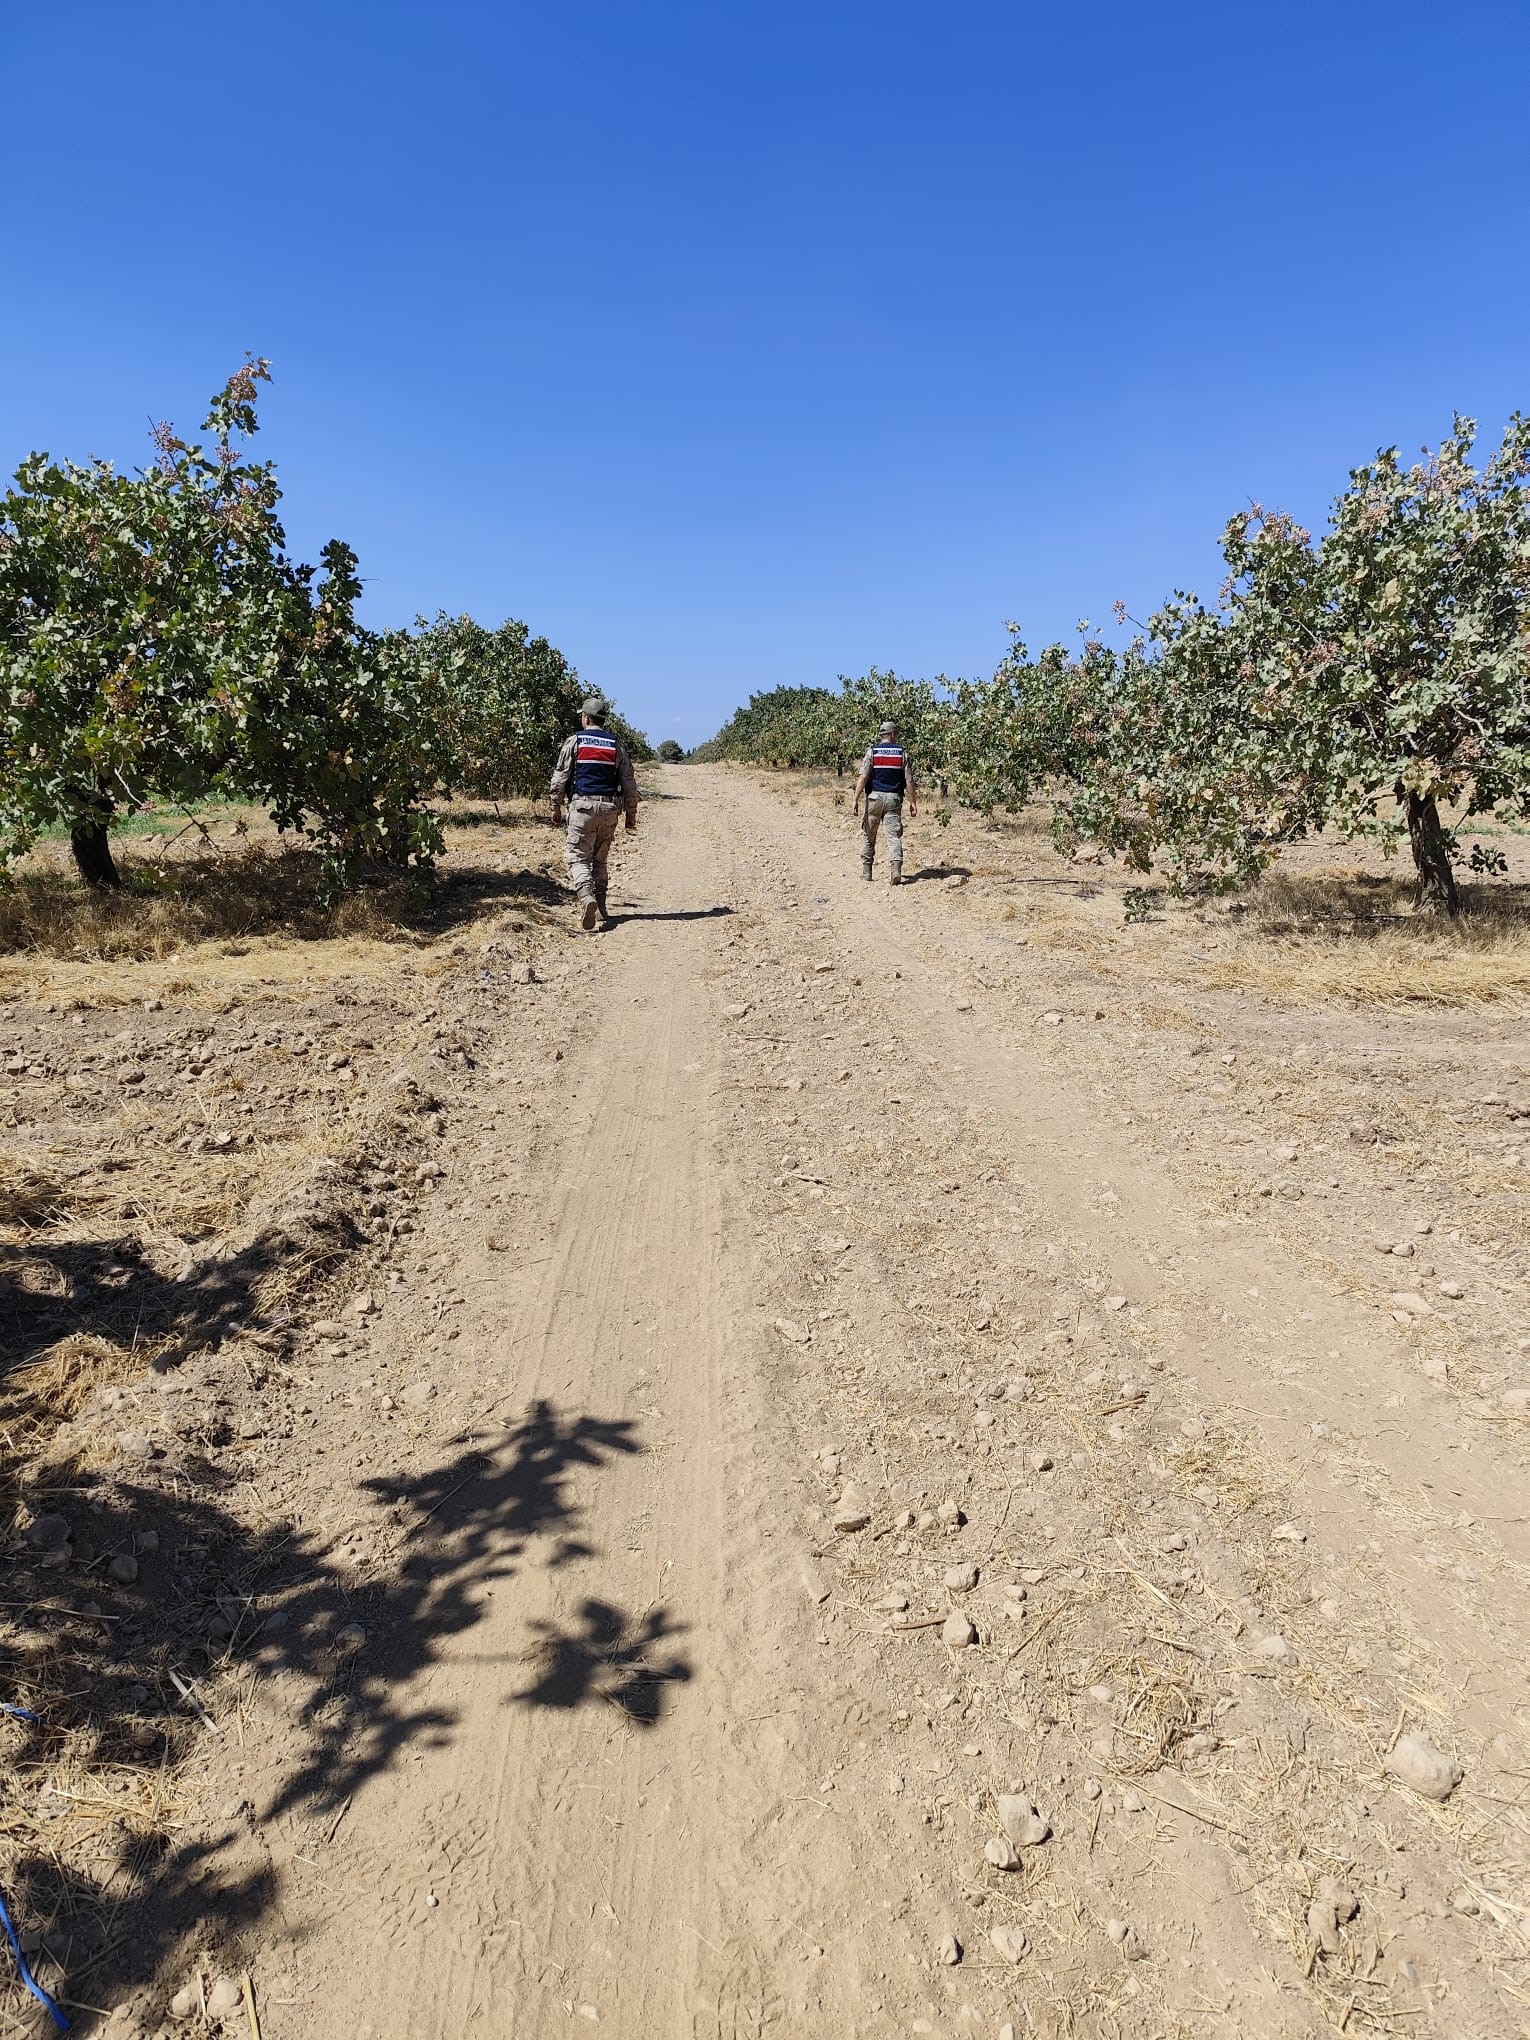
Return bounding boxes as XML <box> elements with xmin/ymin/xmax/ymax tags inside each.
<box><xmin>551</xmin><ymin>804</ymin><xmax>563</xmax><ymax>827</ymax></box>
<box><xmin>624</xmin><ymin>814</ymin><xmax>637</xmax><ymax>832</ymax></box>
<box><xmin>907</xmin><ymin>800</ymin><xmax>918</xmax><ymax>820</ymax></box>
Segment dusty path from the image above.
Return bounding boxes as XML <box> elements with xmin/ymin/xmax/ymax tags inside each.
<box><xmin>257</xmin><ymin>767</ymin><xmax>1528</xmax><ymax>2040</ymax></box>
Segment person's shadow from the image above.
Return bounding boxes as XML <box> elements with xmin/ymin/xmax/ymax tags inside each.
<box><xmin>603</xmin><ymin>905</ymin><xmax>733</xmax><ymax>925</ymax></box>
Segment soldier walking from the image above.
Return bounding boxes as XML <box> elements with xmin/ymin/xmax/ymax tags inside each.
<box><xmin>852</xmin><ymin>721</ymin><xmax>917</xmax><ymax>884</ymax></box>
<box><xmin>550</xmin><ymin>697</ymin><xmax>639</xmax><ymax>929</ymax></box>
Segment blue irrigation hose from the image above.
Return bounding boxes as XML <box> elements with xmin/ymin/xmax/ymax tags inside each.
<box><xmin>0</xmin><ymin>1705</ymin><xmax>39</xmax><ymax>1723</ymax></box>
<box><xmin>0</xmin><ymin>1888</ymin><xmax>70</xmax><ymax>2031</ymax></box>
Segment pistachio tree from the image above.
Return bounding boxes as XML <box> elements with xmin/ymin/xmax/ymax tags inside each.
<box><xmin>1044</xmin><ymin>418</ymin><xmax>1530</xmax><ymax>908</ymax></box>
<box><xmin>0</xmin><ymin>362</ymin><xmax>295</xmax><ymax>885</ymax></box>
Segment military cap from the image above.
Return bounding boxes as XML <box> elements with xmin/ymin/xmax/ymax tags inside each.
<box><xmin>581</xmin><ymin>696</ymin><xmax>609</xmax><ymax>719</ymax></box>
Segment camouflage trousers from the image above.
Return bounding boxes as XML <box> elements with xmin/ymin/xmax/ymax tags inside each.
<box><xmin>861</xmin><ymin>791</ymin><xmax>904</xmax><ymax>878</ymax></box>
<box><xmin>565</xmin><ymin>797</ymin><xmax>621</xmax><ymax>907</ymax></box>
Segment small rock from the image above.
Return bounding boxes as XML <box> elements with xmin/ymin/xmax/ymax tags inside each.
<box><xmin>1271</xmin><ymin>1521</ymin><xmax>1306</xmax><ymax>1543</ymax></box>
<box><xmin>935</xmin><ymin>1932</ymin><xmax>961</xmax><ymax>1966</ymax></box>
<box><xmin>23</xmin><ymin>1513</ymin><xmax>71</xmax><ymax>1552</ymax></box>
<box><xmin>989</xmin><ymin>1925</ymin><xmax>1029</xmax><ymax>1963</ymax></box>
<box><xmin>1088</xmin><ymin>1683</ymin><xmax>1115</xmax><ymax>1705</ymax></box>
<box><xmin>722</xmin><ymin>1003</ymin><xmax>750</xmax><ymax>1019</ymax></box>
<box><xmin>944</xmin><ymin>1563</ymin><xmax>979</xmax><ymax>1591</ymax></box>
<box><xmin>207</xmin><ymin>1977</ymin><xmax>242</xmax><ymax>2016</ymax></box>
<box><xmin>1103</xmin><ymin>1294</ymin><xmax>1127</xmax><ymax>1312</ymax></box>
<box><xmin>997</xmin><ymin>1792</ymin><xmax>1050</xmax><ymax>1847</ymax></box>
<box><xmin>401</xmin><ymin>1380</ymin><xmax>437</xmax><ymax>1408</ymax></box>
<box><xmin>1438</xmin><ymin>1278</ymin><xmax>1465</xmax><ymax>1299</ymax></box>
<box><xmin>350</xmin><ymin>1291</ymin><xmax>377</xmax><ymax>1317</ymax></box>
<box><xmin>773</xmin><ymin>1317</ymin><xmax>811</xmax><ymax>1345</ymax></box>
<box><xmin>1252</xmin><ymin>1633</ymin><xmax>1294</xmax><ymax>1663</ymax></box>
<box><xmin>831</xmin><ymin>1487</ymin><xmax>872</xmax><ymax>1533</ymax></box>
<box><xmin>1181</xmin><ymin>1731</ymin><xmax>1218</xmax><ymax>1757</ymax></box>
<box><xmin>1306</xmin><ymin>1876</ymin><xmax>1359</xmax><ymax>1953</ymax></box>
<box><xmin>169</xmin><ymin>1985</ymin><xmax>198</xmax><ymax>2020</ymax></box>
<box><xmin>1420</xmin><ymin>1355</ymin><xmax>1449</xmax><ymax>1382</ymax></box>
<box><xmin>984</xmin><ymin>1835</ymin><xmax>1021</xmax><ymax>1870</ymax></box>
<box><xmin>875</xmin><ymin>1590</ymin><xmax>910</xmax><ymax>1613</ymax></box>
<box><xmin>936</xmin><ymin>1499</ymin><xmax>964</xmax><ymax>1527</ymax></box>
<box><xmin>1028</xmin><ymin>1452</ymin><xmax>1054</xmax><ymax>1473</ymax></box>
<box><xmin>115</xmin><ymin>1430</ymin><xmax>155</xmax><ymax>1462</ymax></box>
<box><xmin>942</xmin><ymin>1612</ymin><xmax>977</xmax><ymax>1648</ymax></box>
<box><xmin>1082</xmin><ymin>1777</ymin><xmax>1102</xmax><ymax>1799</ymax></box>
<box><xmin>1120</xmin><ymin>1787</ymin><xmax>1146</xmax><ymax>1813</ymax></box>
<box><xmin>1106</xmin><ymin>1918</ymin><xmax>1131</xmax><ymax>1946</ymax></box>
<box><xmin>108</xmin><ymin>1553</ymin><xmax>139</xmax><ymax>1585</ymax></box>
<box><xmin>335</xmin><ymin>1623</ymin><xmax>367</xmax><ymax>1654</ymax></box>
<box><xmin>1390</xmin><ymin>1291</ymin><xmax>1433</xmax><ymax>1317</ymax></box>
<box><xmin>1385</xmin><ymin>1732</ymin><xmax>1464</xmax><ymax>1801</ymax></box>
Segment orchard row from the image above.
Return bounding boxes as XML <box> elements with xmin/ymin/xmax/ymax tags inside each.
<box><xmin>0</xmin><ymin>362</ymin><xmax>649</xmax><ymax>894</ymax></box>
<box><xmin>702</xmin><ymin>418</ymin><xmax>1530</xmax><ymax>913</ymax></box>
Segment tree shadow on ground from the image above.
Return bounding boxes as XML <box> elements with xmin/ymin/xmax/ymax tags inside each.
<box><xmin>0</xmin><ymin>839</ymin><xmax>569</xmax><ymax>963</ymax></box>
<box><xmin>0</xmin><ymin>1396</ymin><xmax>686</xmax><ymax>2032</ymax></box>
<box><xmin>898</xmin><ymin>864</ymin><xmax>972</xmax><ymax>884</ymax></box>
<box><xmin>0</xmin><ymin>1216</ymin><xmax>350</xmax><ymax>1378</ymax></box>
<box><xmin>1245</xmin><ymin>869</ymin><xmax>1530</xmax><ymax>937</ymax></box>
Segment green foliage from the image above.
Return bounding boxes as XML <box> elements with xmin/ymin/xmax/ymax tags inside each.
<box><xmin>704</xmin><ymin>418</ymin><xmax>1528</xmax><ymax>915</ymax></box>
<box><xmin>945</xmin><ymin>635</ymin><xmax>1113</xmax><ymax>815</ymax></box>
<box><xmin>1049</xmin><ymin>418</ymin><xmax>1530</xmax><ymax>906</ymax></box>
<box><xmin>414</xmin><ymin>612</ymin><xmax>587</xmax><ymax>800</ymax></box>
<box><xmin>0</xmin><ymin>361</ymin><xmax>292</xmax><ymax>882</ymax></box>
<box><xmin>656</xmin><ymin>738</ymin><xmax>685</xmax><ymax>763</ymax></box>
<box><xmin>700</xmin><ymin>670</ymin><xmax>954</xmax><ymax>773</ymax></box>
<box><xmin>1</xmin><ymin>362</ymin><xmax>619</xmax><ymax>897</ymax></box>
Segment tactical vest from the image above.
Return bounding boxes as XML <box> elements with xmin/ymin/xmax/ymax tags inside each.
<box><xmin>868</xmin><ymin>743</ymin><xmax>906</xmax><ymax>794</ymax></box>
<box><xmin>572</xmin><ymin>729</ymin><xmax>621</xmax><ymax>797</ymax></box>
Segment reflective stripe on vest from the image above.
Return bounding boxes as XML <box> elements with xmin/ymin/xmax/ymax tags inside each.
<box><xmin>572</xmin><ymin>731</ymin><xmax>621</xmax><ymax>797</ymax></box>
<box><xmin>869</xmin><ymin>745</ymin><xmax>906</xmax><ymax>793</ymax></box>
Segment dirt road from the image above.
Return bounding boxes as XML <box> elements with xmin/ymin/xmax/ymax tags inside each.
<box><xmin>137</xmin><ymin>767</ymin><xmax>1528</xmax><ymax>2038</ymax></box>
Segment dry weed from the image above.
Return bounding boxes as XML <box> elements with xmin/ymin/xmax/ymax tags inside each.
<box><xmin>0</xmin><ymin>1161</ymin><xmax>102</xmax><ymax>1229</ymax></box>
<box><xmin>1193</xmin><ymin>873</ymin><xmax>1530</xmax><ymax>1009</ymax></box>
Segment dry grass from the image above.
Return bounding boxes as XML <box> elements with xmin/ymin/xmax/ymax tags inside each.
<box><xmin>0</xmin><ymin>1337</ymin><xmax>137</xmax><ymax>1462</ymax></box>
<box><xmin>0</xmin><ymin>839</ymin><xmax>434</xmax><ymax>964</ymax></box>
<box><xmin>1186</xmin><ymin>872</ymin><xmax>1530</xmax><ymax>1009</ymax></box>
<box><xmin>0</xmin><ymin>1161</ymin><xmax>103</xmax><ymax>1229</ymax></box>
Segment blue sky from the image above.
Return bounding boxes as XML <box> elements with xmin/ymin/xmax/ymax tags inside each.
<box><xmin>5</xmin><ymin>1</ymin><xmax>1527</xmax><ymax>746</ymax></box>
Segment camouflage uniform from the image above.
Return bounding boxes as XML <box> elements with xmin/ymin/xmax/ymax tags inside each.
<box><xmin>549</xmin><ymin>723</ymin><xmax>639</xmax><ymax>920</ymax></box>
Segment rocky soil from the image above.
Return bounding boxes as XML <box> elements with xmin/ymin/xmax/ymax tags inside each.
<box><xmin>2</xmin><ymin>772</ymin><xmax>1527</xmax><ymax>2040</ymax></box>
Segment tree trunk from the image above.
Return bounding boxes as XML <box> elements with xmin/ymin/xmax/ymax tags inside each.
<box><xmin>70</xmin><ymin>817</ymin><xmax>121</xmax><ymax>890</ymax></box>
<box><xmin>1402</xmin><ymin>788</ymin><xmax>1459</xmax><ymax>915</ymax></box>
